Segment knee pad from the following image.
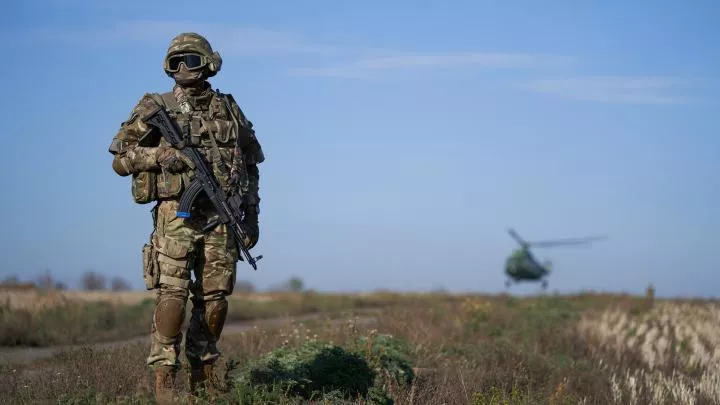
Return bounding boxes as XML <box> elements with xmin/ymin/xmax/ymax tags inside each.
<box><xmin>205</xmin><ymin>298</ymin><xmax>228</xmax><ymax>338</ymax></box>
<box><xmin>154</xmin><ymin>296</ymin><xmax>187</xmax><ymax>338</ymax></box>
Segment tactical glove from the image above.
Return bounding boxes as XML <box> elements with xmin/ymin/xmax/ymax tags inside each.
<box><xmin>240</xmin><ymin>205</ymin><xmax>259</xmax><ymax>249</ymax></box>
<box><xmin>156</xmin><ymin>146</ymin><xmax>191</xmax><ymax>173</ymax></box>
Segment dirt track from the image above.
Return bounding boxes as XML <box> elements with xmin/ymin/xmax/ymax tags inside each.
<box><xmin>0</xmin><ymin>310</ymin><xmax>380</xmax><ymax>366</ymax></box>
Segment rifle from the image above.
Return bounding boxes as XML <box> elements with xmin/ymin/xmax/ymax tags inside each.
<box><xmin>142</xmin><ymin>106</ymin><xmax>263</xmax><ymax>270</ymax></box>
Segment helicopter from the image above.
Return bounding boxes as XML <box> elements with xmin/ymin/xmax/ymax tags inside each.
<box><xmin>504</xmin><ymin>228</ymin><xmax>607</xmax><ymax>290</ymax></box>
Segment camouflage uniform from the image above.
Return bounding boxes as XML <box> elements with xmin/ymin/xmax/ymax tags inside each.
<box><xmin>108</xmin><ymin>33</ymin><xmax>264</xmax><ymax>400</ymax></box>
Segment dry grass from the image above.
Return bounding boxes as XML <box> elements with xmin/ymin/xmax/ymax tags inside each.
<box><xmin>578</xmin><ymin>300</ymin><xmax>720</xmax><ymax>404</ymax></box>
<box><xmin>0</xmin><ymin>289</ymin><xmax>95</xmax><ymax>312</ymax></box>
<box><xmin>0</xmin><ymin>289</ymin><xmax>292</xmax><ymax>311</ymax></box>
<box><xmin>0</xmin><ymin>290</ymin><xmax>408</xmax><ymax>347</ymax></box>
<box><xmin>1</xmin><ymin>292</ymin><xmax>718</xmax><ymax>405</ymax></box>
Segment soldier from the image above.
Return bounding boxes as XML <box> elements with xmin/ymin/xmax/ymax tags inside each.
<box><xmin>108</xmin><ymin>32</ymin><xmax>264</xmax><ymax>402</ymax></box>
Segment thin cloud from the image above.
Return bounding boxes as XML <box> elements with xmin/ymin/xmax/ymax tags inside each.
<box><xmin>34</xmin><ymin>19</ymin><xmax>572</xmax><ymax>76</ymax></box>
<box><xmin>288</xmin><ymin>52</ymin><xmax>575</xmax><ymax>78</ymax></box>
<box><xmin>31</xmin><ymin>19</ymin><xmax>705</xmax><ymax>107</ymax></box>
<box><xmin>528</xmin><ymin>77</ymin><xmax>694</xmax><ymax>105</ymax></box>
<box><xmin>34</xmin><ymin>20</ymin><xmax>341</xmax><ymax>55</ymax></box>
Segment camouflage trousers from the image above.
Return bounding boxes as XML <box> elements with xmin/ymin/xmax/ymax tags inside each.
<box><xmin>144</xmin><ymin>199</ymin><xmax>238</xmax><ymax>370</ymax></box>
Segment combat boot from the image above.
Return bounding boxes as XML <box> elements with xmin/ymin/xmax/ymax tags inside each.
<box><xmin>190</xmin><ymin>363</ymin><xmax>223</xmax><ymax>395</ymax></box>
<box><xmin>154</xmin><ymin>365</ymin><xmax>178</xmax><ymax>404</ymax></box>
<box><xmin>189</xmin><ymin>365</ymin><xmax>206</xmax><ymax>394</ymax></box>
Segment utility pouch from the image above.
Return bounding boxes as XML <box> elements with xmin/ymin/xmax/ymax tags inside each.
<box><xmin>142</xmin><ymin>242</ymin><xmax>160</xmax><ymax>290</ymax></box>
<box><xmin>156</xmin><ymin>171</ymin><xmax>184</xmax><ymax>199</ymax></box>
<box><xmin>131</xmin><ymin>171</ymin><xmax>158</xmax><ymax>204</ymax></box>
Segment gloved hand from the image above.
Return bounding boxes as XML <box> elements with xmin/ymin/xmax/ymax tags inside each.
<box><xmin>240</xmin><ymin>205</ymin><xmax>259</xmax><ymax>249</ymax></box>
<box><xmin>156</xmin><ymin>146</ymin><xmax>189</xmax><ymax>173</ymax></box>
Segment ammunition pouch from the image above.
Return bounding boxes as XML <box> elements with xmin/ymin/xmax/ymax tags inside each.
<box><xmin>142</xmin><ymin>242</ymin><xmax>160</xmax><ymax>290</ymax></box>
<box><xmin>154</xmin><ymin>235</ymin><xmax>192</xmax><ymax>288</ymax></box>
<box><xmin>157</xmin><ymin>171</ymin><xmax>185</xmax><ymax>199</ymax></box>
<box><xmin>129</xmin><ymin>90</ymin><xmax>262</xmax><ymax>205</ymax></box>
<box><xmin>200</xmin><ymin>118</ymin><xmax>242</xmax><ymax>193</ymax></box>
<box><xmin>132</xmin><ymin>171</ymin><xmax>158</xmax><ymax>204</ymax></box>
<box><xmin>131</xmin><ymin>170</ymin><xmax>187</xmax><ymax>203</ymax></box>
<box><xmin>205</xmin><ymin>119</ymin><xmax>236</xmax><ymax>145</ymax></box>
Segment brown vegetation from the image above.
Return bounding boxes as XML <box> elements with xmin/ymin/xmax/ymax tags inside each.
<box><xmin>1</xmin><ymin>291</ymin><xmax>716</xmax><ymax>404</ymax></box>
<box><xmin>0</xmin><ymin>289</ymin><xmax>404</xmax><ymax>347</ymax></box>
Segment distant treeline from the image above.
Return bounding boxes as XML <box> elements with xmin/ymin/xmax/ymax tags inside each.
<box><xmin>0</xmin><ymin>269</ymin><xmax>307</xmax><ymax>293</ymax></box>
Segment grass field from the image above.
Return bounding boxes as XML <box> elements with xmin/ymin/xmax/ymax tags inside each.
<box><xmin>1</xmin><ymin>289</ymin><xmax>718</xmax><ymax>404</ymax></box>
<box><xmin>0</xmin><ymin>289</ymin><xmax>396</xmax><ymax>347</ymax></box>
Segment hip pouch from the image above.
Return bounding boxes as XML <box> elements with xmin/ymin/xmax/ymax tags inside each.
<box><xmin>142</xmin><ymin>242</ymin><xmax>160</xmax><ymax>290</ymax></box>
<box><xmin>132</xmin><ymin>171</ymin><xmax>158</xmax><ymax>204</ymax></box>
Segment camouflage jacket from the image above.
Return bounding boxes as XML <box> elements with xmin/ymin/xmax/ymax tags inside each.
<box><xmin>108</xmin><ymin>83</ymin><xmax>264</xmax><ymax>209</ymax></box>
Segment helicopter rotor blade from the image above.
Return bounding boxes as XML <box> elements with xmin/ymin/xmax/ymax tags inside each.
<box><xmin>528</xmin><ymin>235</ymin><xmax>608</xmax><ymax>248</ymax></box>
<box><xmin>507</xmin><ymin>228</ymin><xmax>529</xmax><ymax>247</ymax></box>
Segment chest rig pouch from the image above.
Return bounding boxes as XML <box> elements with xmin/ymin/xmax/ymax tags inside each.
<box><xmin>146</xmin><ymin>89</ymin><xmax>253</xmax><ymax>200</ymax></box>
<box><xmin>136</xmin><ymin>92</ymin><xmax>186</xmax><ymax>200</ymax></box>
<box><xmin>203</xmin><ymin>91</ymin><xmax>254</xmax><ymax>196</ymax></box>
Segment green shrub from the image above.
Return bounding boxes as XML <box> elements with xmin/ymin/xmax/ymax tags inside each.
<box><xmin>234</xmin><ymin>332</ymin><xmax>415</xmax><ymax>403</ymax></box>
<box><xmin>236</xmin><ymin>341</ymin><xmax>374</xmax><ymax>400</ymax></box>
<box><xmin>352</xmin><ymin>332</ymin><xmax>415</xmax><ymax>387</ymax></box>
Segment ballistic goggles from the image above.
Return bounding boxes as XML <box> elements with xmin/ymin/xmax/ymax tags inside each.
<box><xmin>166</xmin><ymin>53</ymin><xmax>209</xmax><ymax>72</ymax></box>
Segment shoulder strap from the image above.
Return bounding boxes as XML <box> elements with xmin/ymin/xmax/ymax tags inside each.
<box><xmin>147</xmin><ymin>92</ymin><xmax>180</xmax><ymax>112</ymax></box>
<box><xmin>160</xmin><ymin>92</ymin><xmax>180</xmax><ymax>111</ymax></box>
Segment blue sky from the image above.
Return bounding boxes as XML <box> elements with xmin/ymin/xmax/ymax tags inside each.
<box><xmin>1</xmin><ymin>1</ymin><xmax>718</xmax><ymax>297</ymax></box>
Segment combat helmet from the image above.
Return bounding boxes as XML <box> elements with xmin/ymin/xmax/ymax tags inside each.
<box><xmin>163</xmin><ymin>32</ymin><xmax>222</xmax><ymax>78</ymax></box>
